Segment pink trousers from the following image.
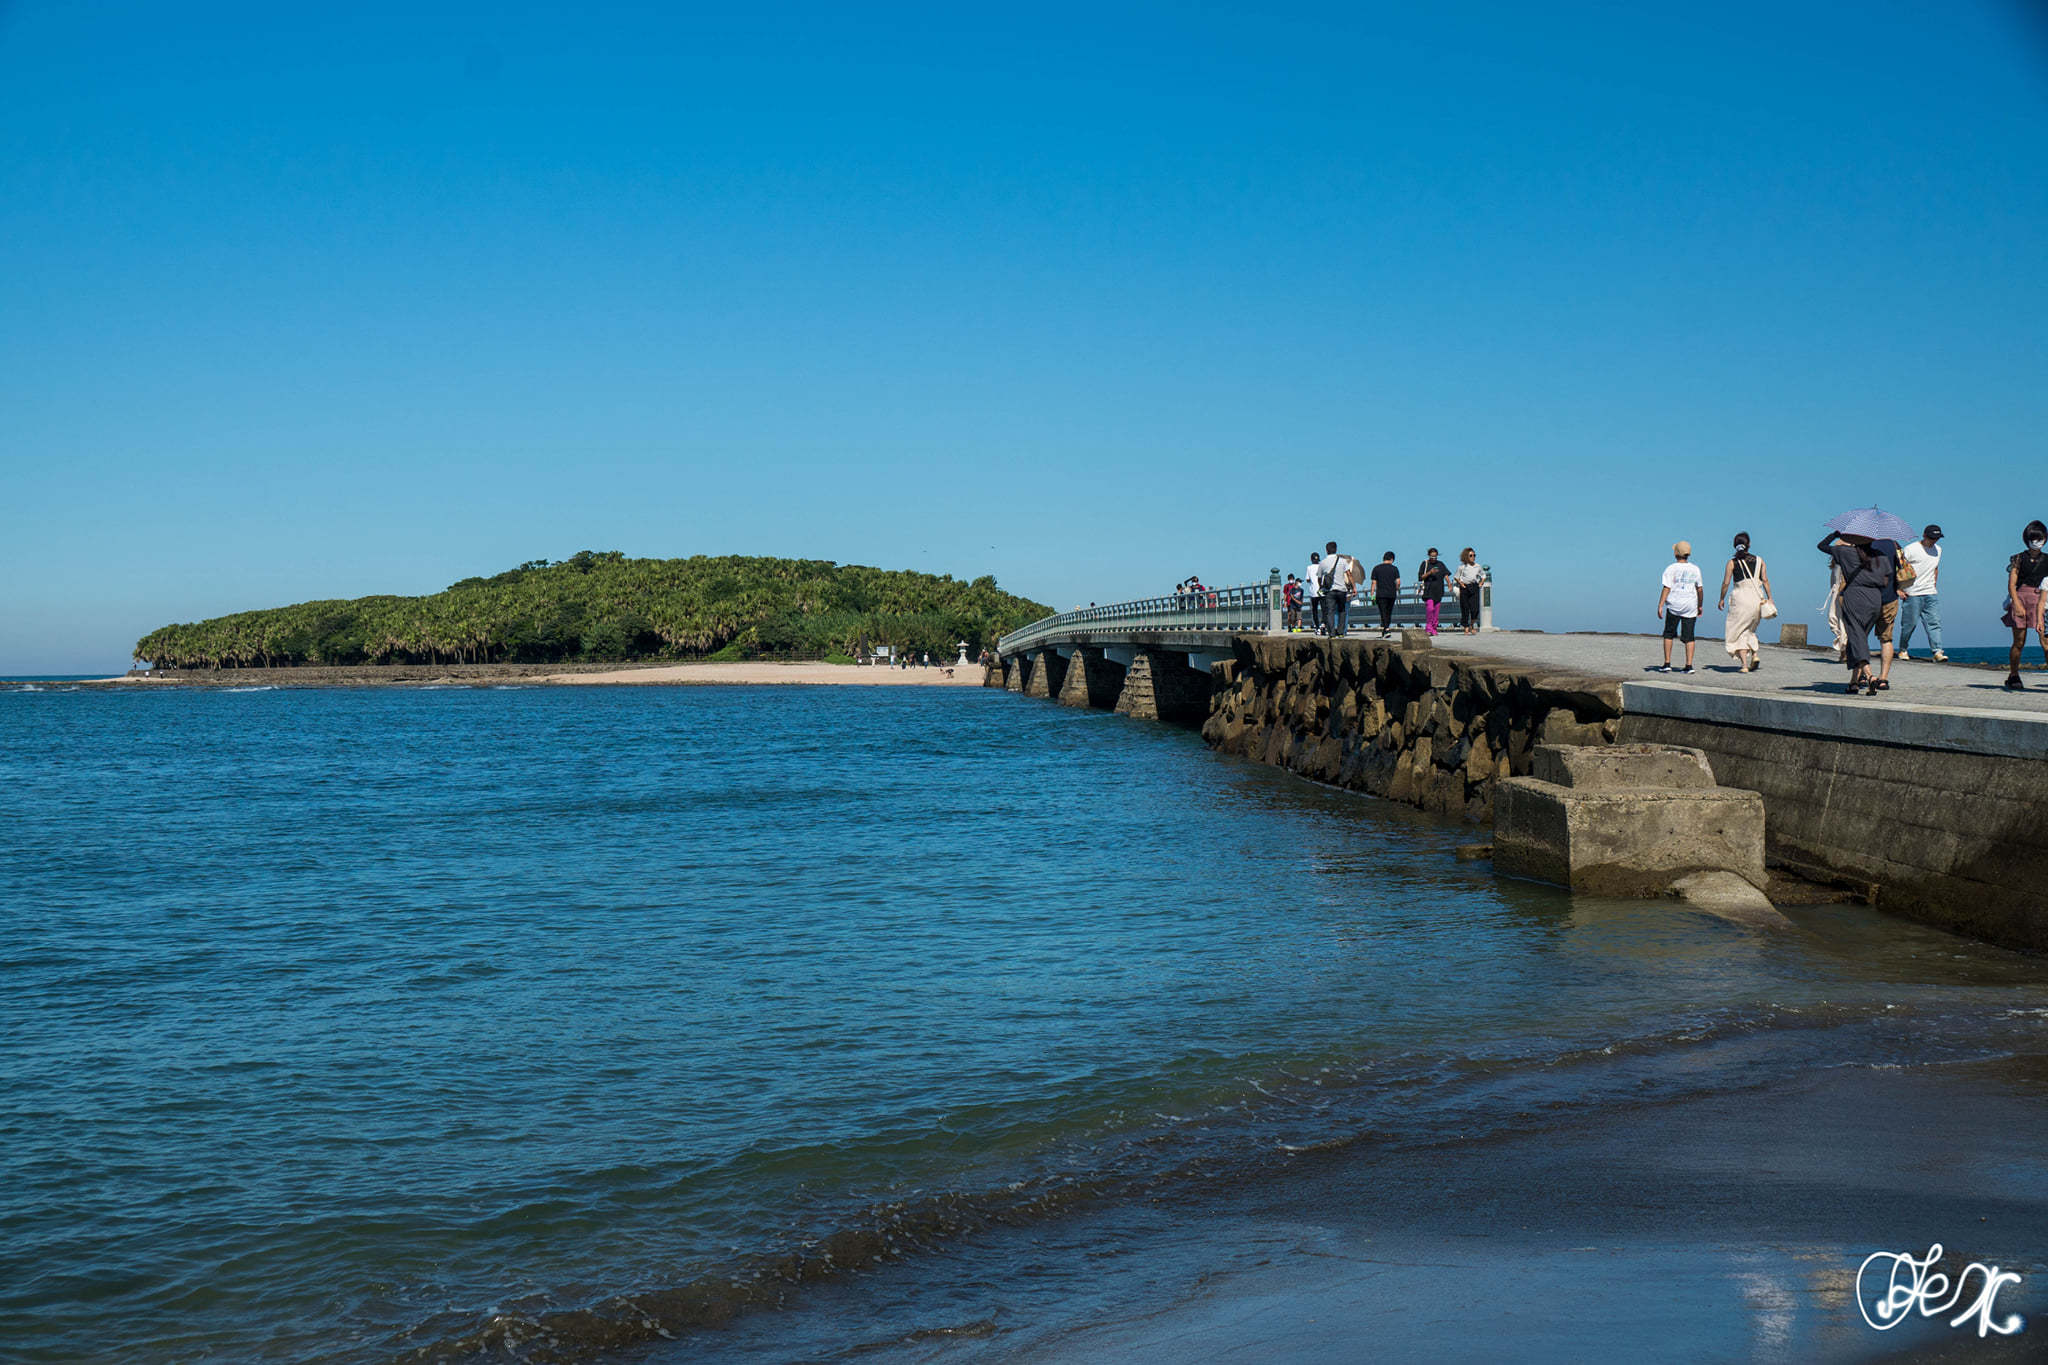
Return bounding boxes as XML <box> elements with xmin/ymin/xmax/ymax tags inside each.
<box><xmin>1425</xmin><ymin>600</ymin><xmax>1441</xmax><ymax>634</ymax></box>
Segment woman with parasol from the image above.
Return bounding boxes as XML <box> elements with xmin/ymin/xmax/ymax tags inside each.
<box><xmin>1817</xmin><ymin>507</ymin><xmax>1913</xmax><ymax>697</ymax></box>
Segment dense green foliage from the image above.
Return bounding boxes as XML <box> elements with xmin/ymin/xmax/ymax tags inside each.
<box><xmin>135</xmin><ymin>551</ymin><xmax>1049</xmax><ymax>668</ymax></box>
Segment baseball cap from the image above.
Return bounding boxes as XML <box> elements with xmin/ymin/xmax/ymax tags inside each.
<box><xmin>1924</xmin><ymin>524</ymin><xmax>1944</xmax><ymax>540</ymax></box>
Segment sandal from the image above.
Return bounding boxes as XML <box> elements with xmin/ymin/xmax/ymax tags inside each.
<box><xmin>1875</xmin><ymin>679</ymin><xmax>1890</xmax><ymax>691</ymax></box>
<box><xmin>2006</xmin><ymin>675</ymin><xmax>2026</xmax><ymax>692</ymax></box>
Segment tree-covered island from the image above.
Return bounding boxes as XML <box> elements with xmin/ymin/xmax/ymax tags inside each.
<box><xmin>134</xmin><ymin>552</ymin><xmax>1050</xmax><ymax>669</ymax></box>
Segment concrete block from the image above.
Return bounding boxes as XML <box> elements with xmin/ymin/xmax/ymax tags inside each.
<box><xmin>1531</xmin><ymin>743</ymin><xmax>1716</xmax><ymax>791</ymax></box>
<box><xmin>1672</xmin><ymin>872</ymin><xmax>1793</xmax><ymax>929</ymax></box>
<box><xmin>1777</xmin><ymin>623</ymin><xmax>1809</xmax><ymax>648</ymax></box>
<box><xmin>1495</xmin><ymin>778</ymin><xmax>1767</xmax><ymax>896</ymax></box>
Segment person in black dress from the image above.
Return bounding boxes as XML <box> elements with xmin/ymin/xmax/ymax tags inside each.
<box><xmin>1819</xmin><ymin>531</ymin><xmax>1884</xmax><ymax>695</ymax></box>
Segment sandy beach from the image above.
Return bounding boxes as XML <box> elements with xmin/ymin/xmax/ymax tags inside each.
<box><xmin>65</xmin><ymin>660</ymin><xmax>985</xmax><ymax>688</ymax></box>
<box><xmin>540</xmin><ymin>661</ymin><xmax>981</xmax><ymax>686</ymax></box>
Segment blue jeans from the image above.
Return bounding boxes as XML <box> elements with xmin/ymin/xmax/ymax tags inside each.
<box><xmin>1326</xmin><ymin>591</ymin><xmax>1349</xmax><ymax>636</ymax></box>
<box><xmin>1898</xmin><ymin>594</ymin><xmax>1942</xmax><ymax>654</ymax></box>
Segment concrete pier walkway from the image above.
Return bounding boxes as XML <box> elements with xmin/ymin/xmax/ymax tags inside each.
<box><xmin>1431</xmin><ymin>631</ymin><xmax>2048</xmax><ymax>712</ymax></box>
<box><xmin>1429</xmin><ymin>631</ymin><xmax>2048</xmax><ymax>762</ymax></box>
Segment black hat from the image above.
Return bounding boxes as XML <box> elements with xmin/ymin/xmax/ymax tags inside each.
<box><xmin>1924</xmin><ymin>524</ymin><xmax>1943</xmax><ymax>540</ymax></box>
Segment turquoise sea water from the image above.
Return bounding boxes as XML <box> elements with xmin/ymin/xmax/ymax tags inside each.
<box><xmin>7</xmin><ymin>682</ymin><xmax>2048</xmax><ymax>1362</ymax></box>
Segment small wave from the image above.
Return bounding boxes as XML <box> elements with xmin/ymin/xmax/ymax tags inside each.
<box><xmin>386</xmin><ymin>994</ymin><xmax>2002</xmax><ymax>1364</ymax></box>
<box><xmin>221</xmin><ymin>685</ymin><xmax>279</xmax><ymax>693</ymax></box>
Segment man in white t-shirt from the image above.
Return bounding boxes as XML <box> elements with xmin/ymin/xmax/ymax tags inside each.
<box><xmin>1656</xmin><ymin>540</ymin><xmax>1705</xmax><ymax>673</ymax></box>
<box><xmin>1305</xmin><ymin>553</ymin><xmax>1326</xmax><ymax>634</ymax></box>
<box><xmin>1896</xmin><ymin>523</ymin><xmax>1946</xmax><ymax>662</ymax></box>
<box><xmin>1320</xmin><ymin>540</ymin><xmax>1355</xmax><ymax>637</ymax></box>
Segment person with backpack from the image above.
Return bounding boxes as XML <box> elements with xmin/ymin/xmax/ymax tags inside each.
<box><xmin>1282</xmin><ymin>574</ymin><xmax>1304</xmax><ymax>631</ymax></box>
<box><xmin>1320</xmin><ymin>541</ymin><xmax>1355</xmax><ymax>637</ymax></box>
<box><xmin>1715</xmin><ymin>532</ymin><xmax>1773</xmax><ymax>673</ymax></box>
<box><xmin>1304</xmin><ymin>552</ymin><xmax>1326</xmax><ymax>635</ymax></box>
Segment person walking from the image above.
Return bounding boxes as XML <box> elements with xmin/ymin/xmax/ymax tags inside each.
<box><xmin>1869</xmin><ymin>534</ymin><xmax>1902</xmax><ymax>690</ymax></box>
<box><xmin>1656</xmin><ymin>541</ymin><xmax>1705</xmax><ymax>673</ymax></box>
<box><xmin>1819</xmin><ymin>530</ymin><xmax>1885</xmax><ymax>695</ymax></box>
<box><xmin>1716</xmin><ymin>533</ymin><xmax>1773</xmax><ymax>673</ymax></box>
<box><xmin>1369</xmin><ymin>552</ymin><xmax>1401</xmax><ymax>636</ymax></box>
<box><xmin>1321</xmin><ymin>541</ymin><xmax>1354</xmax><ymax>637</ymax></box>
<box><xmin>1824</xmin><ymin>557</ymin><xmax>1848</xmax><ymax>662</ymax></box>
<box><xmin>1305</xmin><ymin>552</ymin><xmax>1326</xmax><ymax>635</ymax></box>
<box><xmin>1897</xmin><ymin>524</ymin><xmax>1946</xmax><ymax>661</ymax></box>
<box><xmin>1282</xmin><ymin>573</ymin><xmax>1304</xmax><ymax>631</ymax></box>
<box><xmin>2003</xmin><ymin>520</ymin><xmax>2048</xmax><ymax>691</ymax></box>
<box><xmin>1416</xmin><ymin>548</ymin><xmax>1449</xmax><ymax>636</ymax></box>
<box><xmin>1453</xmin><ymin>549</ymin><xmax>1485</xmax><ymax>633</ymax></box>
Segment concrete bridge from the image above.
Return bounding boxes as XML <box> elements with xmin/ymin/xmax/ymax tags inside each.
<box><xmin>992</xmin><ymin>570</ymin><xmax>1495</xmax><ymax>721</ymax></box>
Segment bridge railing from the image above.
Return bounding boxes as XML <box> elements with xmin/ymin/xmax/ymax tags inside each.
<box><xmin>998</xmin><ymin>576</ymin><xmax>1279</xmax><ymax>655</ymax></box>
<box><xmin>998</xmin><ymin>569</ymin><xmax>1496</xmax><ymax>655</ymax></box>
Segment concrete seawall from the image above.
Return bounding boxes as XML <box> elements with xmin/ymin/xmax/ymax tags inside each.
<box><xmin>990</xmin><ymin>635</ymin><xmax>2048</xmax><ymax>950</ymax></box>
<box><xmin>1618</xmin><ymin>687</ymin><xmax>2048</xmax><ymax>948</ymax></box>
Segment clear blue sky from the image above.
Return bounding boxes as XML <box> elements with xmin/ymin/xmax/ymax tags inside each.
<box><xmin>4</xmin><ymin>1</ymin><xmax>2044</xmax><ymax>672</ymax></box>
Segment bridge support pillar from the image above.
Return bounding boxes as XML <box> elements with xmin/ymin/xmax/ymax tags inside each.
<box><xmin>1058</xmin><ymin>646</ymin><xmax>1126</xmax><ymax>710</ymax></box>
<box><xmin>1114</xmin><ymin>648</ymin><xmax>1214</xmax><ymax>726</ymax></box>
<box><xmin>1004</xmin><ymin>656</ymin><xmax>1026</xmax><ymax>692</ymax></box>
<box><xmin>1024</xmin><ymin>648</ymin><xmax>1068</xmax><ymax>699</ymax></box>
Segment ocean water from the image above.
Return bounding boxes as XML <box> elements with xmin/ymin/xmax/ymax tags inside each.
<box><xmin>6</xmin><ymin>682</ymin><xmax>2048</xmax><ymax>1362</ymax></box>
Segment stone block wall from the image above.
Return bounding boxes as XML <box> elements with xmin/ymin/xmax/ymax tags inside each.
<box><xmin>1200</xmin><ymin>637</ymin><xmax>1622</xmax><ymax>823</ymax></box>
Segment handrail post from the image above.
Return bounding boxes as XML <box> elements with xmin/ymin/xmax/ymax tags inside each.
<box><xmin>1267</xmin><ymin>567</ymin><xmax>1282</xmax><ymax>635</ymax></box>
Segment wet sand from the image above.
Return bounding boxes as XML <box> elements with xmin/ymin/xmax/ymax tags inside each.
<box><xmin>1005</xmin><ymin>1057</ymin><xmax>2048</xmax><ymax>1363</ymax></box>
<box><xmin>73</xmin><ymin>660</ymin><xmax>981</xmax><ymax>688</ymax></box>
<box><xmin>541</xmin><ymin>661</ymin><xmax>979</xmax><ymax>686</ymax></box>
<box><xmin>683</xmin><ymin>1052</ymin><xmax>2048</xmax><ymax>1363</ymax></box>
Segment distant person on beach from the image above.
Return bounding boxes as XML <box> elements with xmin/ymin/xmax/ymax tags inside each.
<box><xmin>1453</xmin><ymin>549</ymin><xmax>1484</xmax><ymax>633</ymax></box>
<box><xmin>1716</xmin><ymin>533</ymin><xmax>1773</xmax><ymax>673</ymax></box>
<box><xmin>1819</xmin><ymin>530</ymin><xmax>1885</xmax><ymax>695</ymax></box>
<box><xmin>1283</xmin><ymin>574</ymin><xmax>1304</xmax><ymax>631</ymax></box>
<box><xmin>1321</xmin><ymin>541</ymin><xmax>1354</xmax><ymax>637</ymax></box>
<box><xmin>1370</xmin><ymin>552</ymin><xmax>1401</xmax><ymax>636</ymax></box>
<box><xmin>1657</xmin><ymin>541</ymin><xmax>1704</xmax><ymax>673</ymax></box>
<box><xmin>1305</xmin><ymin>552</ymin><xmax>1326</xmax><ymax>634</ymax></box>
<box><xmin>2002</xmin><ymin>519</ymin><xmax>2048</xmax><ymax>691</ymax></box>
<box><xmin>1416</xmin><ymin>548</ymin><xmax>1449</xmax><ymax>636</ymax></box>
<box><xmin>1897</xmin><ymin>524</ymin><xmax>1946</xmax><ymax>661</ymax></box>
